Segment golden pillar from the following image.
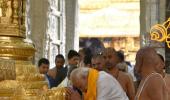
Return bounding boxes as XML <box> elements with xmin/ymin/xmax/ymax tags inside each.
<box><xmin>0</xmin><ymin>0</ymin><xmax>66</xmax><ymax>99</ymax></box>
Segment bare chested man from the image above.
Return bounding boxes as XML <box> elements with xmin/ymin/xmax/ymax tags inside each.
<box><xmin>134</xmin><ymin>47</ymin><xmax>168</xmax><ymax>100</ymax></box>
<box><xmin>157</xmin><ymin>53</ymin><xmax>170</xmax><ymax>99</ymax></box>
<box><xmin>103</xmin><ymin>48</ymin><xmax>135</xmax><ymax>100</ymax></box>
<box><xmin>165</xmin><ymin>74</ymin><xmax>170</xmax><ymax>100</ymax></box>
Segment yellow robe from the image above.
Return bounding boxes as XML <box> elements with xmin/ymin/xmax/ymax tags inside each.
<box><xmin>84</xmin><ymin>69</ymin><xmax>99</xmax><ymax>100</ymax></box>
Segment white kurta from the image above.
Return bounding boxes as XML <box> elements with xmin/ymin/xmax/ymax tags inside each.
<box><xmin>97</xmin><ymin>71</ymin><xmax>129</xmax><ymax>100</ymax></box>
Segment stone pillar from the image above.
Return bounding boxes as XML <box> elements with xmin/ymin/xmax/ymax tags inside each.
<box><xmin>165</xmin><ymin>0</ymin><xmax>170</xmax><ymax>73</ymax></box>
<box><xmin>140</xmin><ymin>0</ymin><xmax>170</xmax><ymax>72</ymax></box>
<box><xmin>140</xmin><ymin>0</ymin><xmax>166</xmax><ymax>44</ymax></box>
<box><xmin>29</xmin><ymin>0</ymin><xmax>48</xmax><ymax>64</ymax></box>
<box><xmin>140</xmin><ymin>0</ymin><xmax>166</xmax><ymax>57</ymax></box>
<box><xmin>65</xmin><ymin>0</ymin><xmax>79</xmax><ymax>56</ymax></box>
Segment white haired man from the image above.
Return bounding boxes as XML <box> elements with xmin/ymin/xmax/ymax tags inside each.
<box><xmin>70</xmin><ymin>67</ymin><xmax>129</xmax><ymax>100</ymax></box>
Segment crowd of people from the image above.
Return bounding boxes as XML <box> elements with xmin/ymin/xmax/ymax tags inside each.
<box><xmin>37</xmin><ymin>47</ymin><xmax>170</xmax><ymax>100</ymax></box>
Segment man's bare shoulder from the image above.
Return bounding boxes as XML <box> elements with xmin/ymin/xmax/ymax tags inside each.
<box><xmin>165</xmin><ymin>74</ymin><xmax>170</xmax><ymax>85</ymax></box>
<box><xmin>166</xmin><ymin>74</ymin><xmax>170</xmax><ymax>77</ymax></box>
<box><xmin>165</xmin><ymin>74</ymin><xmax>170</xmax><ymax>80</ymax></box>
<box><xmin>119</xmin><ymin>71</ymin><xmax>132</xmax><ymax>81</ymax></box>
<box><xmin>145</xmin><ymin>74</ymin><xmax>168</xmax><ymax>100</ymax></box>
<box><xmin>146</xmin><ymin>74</ymin><xmax>165</xmax><ymax>91</ymax></box>
<box><xmin>148</xmin><ymin>73</ymin><xmax>164</xmax><ymax>83</ymax></box>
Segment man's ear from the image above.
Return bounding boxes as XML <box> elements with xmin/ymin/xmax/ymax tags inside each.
<box><xmin>160</xmin><ymin>61</ymin><xmax>165</xmax><ymax>69</ymax></box>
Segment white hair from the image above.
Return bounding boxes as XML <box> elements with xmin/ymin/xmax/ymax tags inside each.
<box><xmin>70</xmin><ymin>67</ymin><xmax>89</xmax><ymax>83</ymax></box>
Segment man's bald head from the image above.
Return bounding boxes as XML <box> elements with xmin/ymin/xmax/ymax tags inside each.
<box><xmin>138</xmin><ymin>47</ymin><xmax>159</xmax><ymax>65</ymax></box>
<box><xmin>70</xmin><ymin>67</ymin><xmax>89</xmax><ymax>81</ymax></box>
<box><xmin>135</xmin><ymin>47</ymin><xmax>160</xmax><ymax>74</ymax></box>
<box><xmin>70</xmin><ymin>67</ymin><xmax>89</xmax><ymax>92</ymax></box>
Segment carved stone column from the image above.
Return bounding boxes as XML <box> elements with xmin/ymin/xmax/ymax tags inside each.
<box><xmin>65</xmin><ymin>0</ymin><xmax>79</xmax><ymax>55</ymax></box>
<box><xmin>140</xmin><ymin>0</ymin><xmax>166</xmax><ymax>62</ymax></box>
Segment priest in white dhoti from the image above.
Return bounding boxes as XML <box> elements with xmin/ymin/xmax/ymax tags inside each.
<box><xmin>70</xmin><ymin>67</ymin><xmax>129</xmax><ymax>100</ymax></box>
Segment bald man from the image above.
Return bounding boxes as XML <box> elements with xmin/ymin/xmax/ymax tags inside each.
<box><xmin>157</xmin><ymin>53</ymin><xmax>170</xmax><ymax>99</ymax></box>
<box><xmin>164</xmin><ymin>74</ymin><xmax>170</xmax><ymax>100</ymax></box>
<box><xmin>134</xmin><ymin>47</ymin><xmax>168</xmax><ymax>100</ymax></box>
<box><xmin>103</xmin><ymin>48</ymin><xmax>135</xmax><ymax>100</ymax></box>
<box><xmin>70</xmin><ymin>67</ymin><xmax>128</xmax><ymax>100</ymax></box>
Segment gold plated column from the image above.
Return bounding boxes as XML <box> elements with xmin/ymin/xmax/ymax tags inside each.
<box><xmin>0</xmin><ymin>0</ymin><xmax>66</xmax><ymax>99</ymax></box>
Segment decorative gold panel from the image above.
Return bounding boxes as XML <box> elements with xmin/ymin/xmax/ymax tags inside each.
<box><xmin>0</xmin><ymin>0</ymin><xmax>25</xmax><ymax>37</ymax></box>
<box><xmin>0</xmin><ymin>0</ymin><xmax>67</xmax><ymax>99</ymax></box>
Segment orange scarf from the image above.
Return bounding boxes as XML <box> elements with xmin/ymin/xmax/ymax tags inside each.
<box><xmin>84</xmin><ymin>68</ymin><xmax>99</xmax><ymax>100</ymax></box>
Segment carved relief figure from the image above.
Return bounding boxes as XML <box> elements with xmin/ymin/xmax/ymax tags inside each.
<box><xmin>0</xmin><ymin>0</ymin><xmax>12</xmax><ymax>23</ymax></box>
<box><xmin>12</xmin><ymin>0</ymin><xmax>19</xmax><ymax>24</ymax></box>
<box><xmin>6</xmin><ymin>0</ymin><xmax>12</xmax><ymax>17</ymax></box>
<box><xmin>0</xmin><ymin>0</ymin><xmax>8</xmax><ymax>17</ymax></box>
<box><xmin>0</xmin><ymin>0</ymin><xmax>3</xmax><ymax>17</ymax></box>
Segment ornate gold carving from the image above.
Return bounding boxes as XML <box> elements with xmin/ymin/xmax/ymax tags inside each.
<box><xmin>0</xmin><ymin>0</ymin><xmax>67</xmax><ymax>99</ymax></box>
<box><xmin>0</xmin><ymin>0</ymin><xmax>12</xmax><ymax>24</ymax></box>
<box><xmin>0</xmin><ymin>80</ymin><xmax>19</xmax><ymax>89</ymax></box>
<box><xmin>0</xmin><ymin>0</ymin><xmax>25</xmax><ymax>37</ymax></box>
<box><xmin>150</xmin><ymin>24</ymin><xmax>167</xmax><ymax>42</ymax></box>
<box><xmin>150</xmin><ymin>18</ymin><xmax>170</xmax><ymax>48</ymax></box>
<box><xmin>20</xmin><ymin>81</ymin><xmax>48</xmax><ymax>89</ymax></box>
<box><xmin>12</xmin><ymin>0</ymin><xmax>19</xmax><ymax>24</ymax></box>
<box><xmin>21</xmin><ymin>0</ymin><xmax>26</xmax><ymax>25</ymax></box>
<box><xmin>16</xmin><ymin>74</ymin><xmax>45</xmax><ymax>81</ymax></box>
<box><xmin>45</xmin><ymin>88</ymin><xmax>66</xmax><ymax>100</ymax></box>
<box><xmin>0</xmin><ymin>0</ymin><xmax>7</xmax><ymax>17</ymax></box>
<box><xmin>0</xmin><ymin>59</ymin><xmax>15</xmax><ymax>81</ymax></box>
<box><xmin>0</xmin><ymin>24</ymin><xmax>25</xmax><ymax>37</ymax></box>
<box><xmin>0</xmin><ymin>37</ymin><xmax>35</xmax><ymax>60</ymax></box>
<box><xmin>16</xmin><ymin>65</ymin><xmax>39</xmax><ymax>76</ymax></box>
